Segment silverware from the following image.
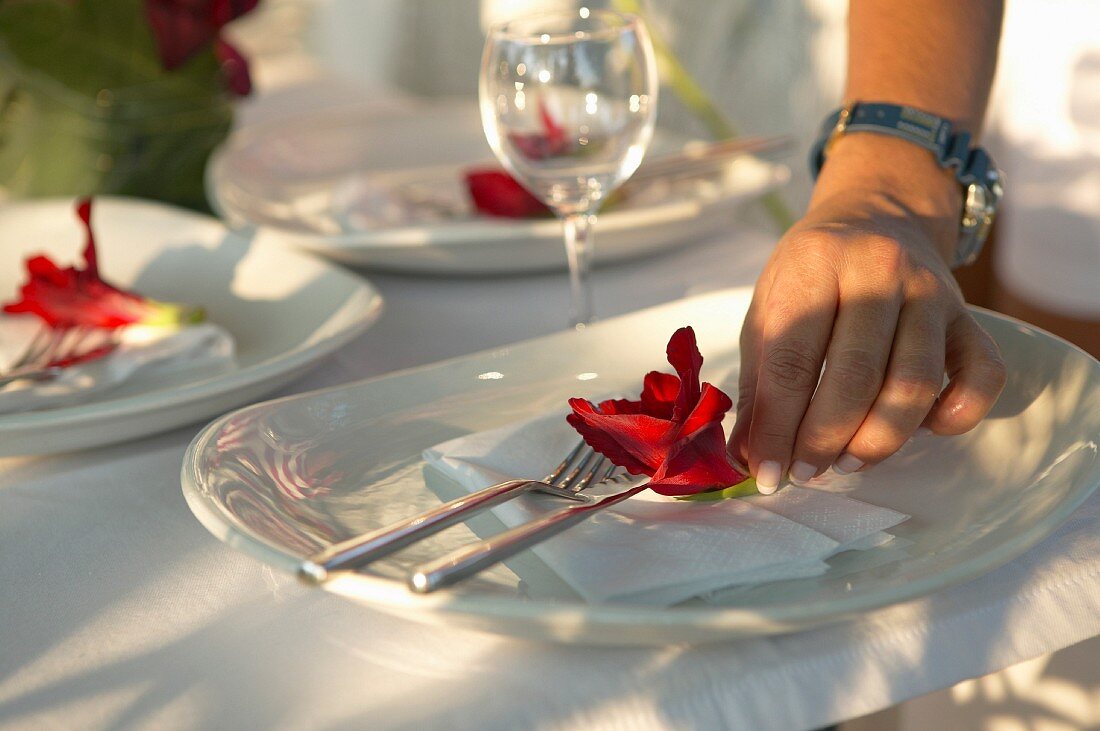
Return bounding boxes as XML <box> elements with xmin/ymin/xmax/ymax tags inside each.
<box><xmin>297</xmin><ymin>439</ymin><xmax>618</xmax><ymax>584</ymax></box>
<box><xmin>407</xmin><ymin>477</ymin><xmax>648</xmax><ymax>593</ymax></box>
<box><xmin>0</xmin><ymin>326</ymin><xmax>119</xmax><ymax>389</ymax></box>
<box><xmin>626</xmin><ymin>134</ymin><xmax>792</xmax><ymax>185</ymax></box>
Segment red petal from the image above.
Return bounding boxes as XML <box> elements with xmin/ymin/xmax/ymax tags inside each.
<box><xmin>639</xmin><ymin>371</ymin><xmax>679</xmax><ymax>419</ymax></box>
<box><xmin>566</xmin><ymin>398</ymin><xmax>678</xmax><ymax>476</ymax></box>
<box><xmin>538</xmin><ymin>98</ymin><xmax>567</xmax><ymax>148</ymax></box>
<box><xmin>76</xmin><ymin>198</ymin><xmax>98</xmax><ymax>278</ymax></box>
<box><xmin>590</xmin><ymin>371</ymin><xmax>680</xmax><ymax>419</ymax></box>
<box><xmin>506</xmin><ymin>100</ymin><xmax>572</xmax><ymax>161</ymax></box>
<box><xmin>215</xmin><ymin>37</ymin><xmax>252</xmax><ymax>96</ymax></box>
<box><xmin>209</xmin><ymin>0</ymin><xmax>260</xmax><ymax>26</ymax></box>
<box><xmin>666</xmin><ymin>326</ymin><xmax>703</xmax><ymax>421</ymax></box>
<box><xmin>145</xmin><ymin>0</ymin><xmax>213</xmax><ymax>69</ymax></box>
<box><xmin>647</xmin><ymin>424</ymin><xmax>747</xmax><ymax>496</ymax></box>
<box><xmin>24</xmin><ymin>255</ymin><xmax>70</xmax><ymax>286</ymax></box>
<box><xmin>680</xmin><ymin>382</ymin><xmax>733</xmax><ymax>435</ymax></box>
<box><xmin>465</xmin><ymin>169</ymin><xmax>549</xmax><ymax>218</ymax></box>
<box><xmin>592</xmin><ymin>397</ymin><xmax>645</xmax><ymax>415</ymax></box>
<box><xmin>144</xmin><ymin>0</ymin><xmax>259</xmax><ymax>70</ymax></box>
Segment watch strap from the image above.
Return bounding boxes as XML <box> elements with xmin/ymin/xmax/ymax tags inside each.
<box><xmin>809</xmin><ymin>102</ymin><xmax>1003</xmax><ymax>270</ymax></box>
<box><xmin>810</xmin><ymin>102</ymin><xmax>995</xmax><ymax>189</ymax></box>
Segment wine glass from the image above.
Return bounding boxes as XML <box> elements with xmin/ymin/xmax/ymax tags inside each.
<box><xmin>480</xmin><ymin>8</ymin><xmax>658</xmax><ymax>328</ymax></box>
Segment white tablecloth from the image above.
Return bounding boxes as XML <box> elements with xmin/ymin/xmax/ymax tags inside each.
<box><xmin>1</xmin><ymin>220</ymin><xmax>1098</xmax><ymax>730</ymax></box>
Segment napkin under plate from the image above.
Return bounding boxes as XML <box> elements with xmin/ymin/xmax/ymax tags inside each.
<box><xmin>423</xmin><ymin>412</ymin><xmax>908</xmax><ymax>606</ymax></box>
<box><xmin>0</xmin><ymin>318</ymin><xmax>235</xmax><ymax>414</ymax></box>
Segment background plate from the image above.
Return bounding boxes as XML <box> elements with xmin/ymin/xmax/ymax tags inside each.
<box><xmin>207</xmin><ymin>99</ymin><xmax>789</xmax><ymax>274</ymax></box>
<box><xmin>182</xmin><ymin>289</ymin><xmax>1100</xmax><ymax>645</ymax></box>
<box><xmin>0</xmin><ymin>198</ymin><xmax>383</xmax><ymax>456</ymax></box>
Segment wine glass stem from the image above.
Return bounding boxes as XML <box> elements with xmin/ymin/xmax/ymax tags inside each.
<box><xmin>563</xmin><ymin>212</ymin><xmax>596</xmax><ymax>328</ymax></box>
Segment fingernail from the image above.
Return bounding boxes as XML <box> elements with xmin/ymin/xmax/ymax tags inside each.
<box><xmin>915</xmin><ymin>427</ymin><xmax>933</xmax><ymax>438</ymax></box>
<box><xmin>756</xmin><ymin>460</ymin><xmax>782</xmax><ymax>494</ymax></box>
<box><xmin>833</xmin><ymin>453</ymin><xmax>863</xmax><ymax>475</ymax></box>
<box><xmin>789</xmin><ymin>461</ymin><xmax>816</xmax><ymax>485</ymax></box>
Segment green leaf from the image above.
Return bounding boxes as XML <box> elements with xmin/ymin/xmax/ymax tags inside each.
<box><xmin>0</xmin><ymin>0</ymin><xmax>234</xmax><ymax>210</ymax></box>
<box><xmin>0</xmin><ymin>0</ymin><xmax>225</xmax><ymax>99</ymax></box>
<box><xmin>675</xmin><ymin>477</ymin><xmax>759</xmax><ymax>502</ymax></box>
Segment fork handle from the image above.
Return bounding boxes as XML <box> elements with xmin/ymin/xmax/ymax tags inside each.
<box><xmin>298</xmin><ymin>478</ymin><xmax>538</xmax><ymax>584</ymax></box>
<box><xmin>0</xmin><ymin>366</ymin><xmax>62</xmax><ymax>388</ymax></box>
<box><xmin>407</xmin><ymin>482</ymin><xmax>649</xmax><ymax>593</ymax></box>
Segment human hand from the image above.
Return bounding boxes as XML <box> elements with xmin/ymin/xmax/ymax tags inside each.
<box><xmin>729</xmin><ymin>134</ymin><xmax>1007</xmax><ymax>494</ymax></box>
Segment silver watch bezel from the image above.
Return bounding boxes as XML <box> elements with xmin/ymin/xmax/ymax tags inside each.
<box><xmin>955</xmin><ymin>168</ymin><xmax>1004</xmax><ymax>268</ymax></box>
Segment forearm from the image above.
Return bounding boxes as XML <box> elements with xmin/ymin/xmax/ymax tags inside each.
<box><xmin>846</xmin><ymin>0</ymin><xmax>1003</xmax><ymax>135</ymax></box>
<box><xmin>732</xmin><ymin>1</ymin><xmax>1009</xmax><ymax>490</ymax></box>
<box><xmin>810</xmin><ymin>0</ymin><xmax>1005</xmax><ymax>263</ymax></box>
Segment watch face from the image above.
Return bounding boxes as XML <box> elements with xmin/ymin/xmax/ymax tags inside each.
<box><xmin>963</xmin><ymin>183</ymin><xmax>987</xmax><ymax>231</ymax></box>
<box><xmin>956</xmin><ymin>170</ymin><xmax>1001</xmax><ymax>268</ymax></box>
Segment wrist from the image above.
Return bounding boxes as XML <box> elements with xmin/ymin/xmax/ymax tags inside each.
<box><xmin>808</xmin><ymin>134</ymin><xmax>961</xmax><ymax>263</ymax></box>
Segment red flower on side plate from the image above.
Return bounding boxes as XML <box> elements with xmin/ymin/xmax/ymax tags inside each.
<box><xmin>2</xmin><ymin>199</ymin><xmax>202</xmax><ymax>329</ymax></box>
<box><xmin>466</xmin><ymin>99</ymin><xmax>569</xmax><ymax>218</ymax></box>
<box><xmin>464</xmin><ymin>169</ymin><xmax>551</xmax><ymax>218</ymax></box>
<box><xmin>566</xmin><ymin>326</ymin><xmax>748</xmax><ymax>496</ymax></box>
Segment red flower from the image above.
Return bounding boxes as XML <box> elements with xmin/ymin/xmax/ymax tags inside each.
<box><xmin>214</xmin><ymin>37</ymin><xmax>252</xmax><ymax>96</ymax></box>
<box><xmin>465</xmin><ymin>100</ymin><xmax>574</xmax><ymax>217</ymax></box>
<box><xmin>2</xmin><ymin>199</ymin><xmax>201</xmax><ymax>329</ymax></box>
<box><xmin>465</xmin><ymin>169</ymin><xmax>551</xmax><ymax>218</ymax></box>
<box><xmin>566</xmin><ymin>327</ymin><xmax>747</xmax><ymax>496</ymax></box>
<box><xmin>144</xmin><ymin>0</ymin><xmax>260</xmax><ymax>95</ymax></box>
<box><xmin>507</xmin><ymin>99</ymin><xmax>571</xmax><ymax>161</ymax></box>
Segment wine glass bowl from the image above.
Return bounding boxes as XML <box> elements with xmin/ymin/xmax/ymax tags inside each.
<box><xmin>480</xmin><ymin>8</ymin><xmax>658</xmax><ymax>326</ymax></box>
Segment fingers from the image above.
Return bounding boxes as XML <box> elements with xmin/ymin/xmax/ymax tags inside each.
<box><xmin>728</xmin><ymin>292</ymin><xmax>764</xmax><ymax>466</ymax></box>
<box><xmin>734</xmin><ymin>228</ymin><xmax>1006</xmax><ymax>492</ymax></box>
<box><xmin>923</xmin><ymin>313</ymin><xmax>1007</xmax><ymax>435</ymax></box>
<box><xmin>828</xmin><ymin>301</ymin><xmax>946</xmax><ymax>472</ymax></box>
<box><xmin>746</xmin><ymin>264</ymin><xmax>838</xmax><ymax>493</ymax></box>
<box><xmin>787</xmin><ymin>285</ymin><xmax>901</xmax><ymax>482</ymax></box>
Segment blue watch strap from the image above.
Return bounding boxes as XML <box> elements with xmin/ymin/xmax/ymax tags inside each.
<box><xmin>810</xmin><ymin>102</ymin><xmax>994</xmax><ymax>189</ymax></box>
<box><xmin>809</xmin><ymin>102</ymin><xmax>1003</xmax><ymax>270</ymax></box>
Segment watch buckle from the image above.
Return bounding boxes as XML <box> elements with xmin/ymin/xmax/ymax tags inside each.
<box><xmin>824</xmin><ymin>103</ymin><xmax>855</xmax><ymax>156</ymax></box>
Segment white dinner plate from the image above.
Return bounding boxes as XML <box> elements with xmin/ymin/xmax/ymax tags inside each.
<box><xmin>0</xmin><ymin>198</ymin><xmax>383</xmax><ymax>457</ymax></box>
<box><xmin>182</xmin><ymin>289</ymin><xmax>1100</xmax><ymax>645</ymax></box>
<box><xmin>207</xmin><ymin>99</ymin><xmax>789</xmax><ymax>274</ymax></box>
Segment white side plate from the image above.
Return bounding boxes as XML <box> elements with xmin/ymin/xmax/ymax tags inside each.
<box><xmin>182</xmin><ymin>289</ymin><xmax>1100</xmax><ymax>645</ymax></box>
<box><xmin>207</xmin><ymin>100</ymin><xmax>789</xmax><ymax>274</ymax></box>
<box><xmin>0</xmin><ymin>198</ymin><xmax>383</xmax><ymax>456</ymax></box>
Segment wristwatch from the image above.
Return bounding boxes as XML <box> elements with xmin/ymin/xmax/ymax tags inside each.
<box><xmin>810</xmin><ymin>102</ymin><xmax>1004</xmax><ymax>268</ymax></box>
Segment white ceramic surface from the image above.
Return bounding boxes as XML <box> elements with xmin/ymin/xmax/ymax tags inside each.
<box><xmin>182</xmin><ymin>289</ymin><xmax>1100</xmax><ymax>645</ymax></box>
<box><xmin>0</xmin><ymin>198</ymin><xmax>383</xmax><ymax>456</ymax></box>
<box><xmin>207</xmin><ymin>100</ymin><xmax>790</xmax><ymax>273</ymax></box>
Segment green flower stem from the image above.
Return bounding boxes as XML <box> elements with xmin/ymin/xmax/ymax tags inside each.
<box><xmin>613</xmin><ymin>0</ymin><xmax>795</xmax><ymax>232</ymax></box>
<box><xmin>141</xmin><ymin>300</ymin><xmax>206</xmax><ymax>327</ymax></box>
<box><xmin>675</xmin><ymin>477</ymin><xmax>760</xmax><ymax>502</ymax></box>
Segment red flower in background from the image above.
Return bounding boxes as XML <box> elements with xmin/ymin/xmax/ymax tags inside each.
<box><xmin>567</xmin><ymin>327</ymin><xmax>747</xmax><ymax>496</ymax></box>
<box><xmin>507</xmin><ymin>100</ymin><xmax>571</xmax><ymax>160</ymax></box>
<box><xmin>465</xmin><ymin>169</ymin><xmax>550</xmax><ymax>218</ymax></box>
<box><xmin>213</xmin><ymin>37</ymin><xmax>252</xmax><ymax>95</ymax></box>
<box><xmin>2</xmin><ymin>199</ymin><xmax>200</xmax><ymax>329</ymax></box>
<box><xmin>465</xmin><ymin>100</ymin><xmax>571</xmax><ymax>217</ymax></box>
<box><xmin>144</xmin><ymin>0</ymin><xmax>260</xmax><ymax>95</ymax></box>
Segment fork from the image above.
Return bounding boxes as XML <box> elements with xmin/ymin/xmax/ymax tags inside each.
<box><xmin>0</xmin><ymin>326</ymin><xmax>120</xmax><ymax>389</ymax></box>
<box><xmin>297</xmin><ymin>440</ymin><xmax>618</xmax><ymax>584</ymax></box>
<box><xmin>408</xmin><ymin>475</ymin><xmax>649</xmax><ymax>593</ymax></box>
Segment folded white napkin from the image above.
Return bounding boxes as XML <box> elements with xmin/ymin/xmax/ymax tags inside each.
<box><xmin>424</xmin><ymin>413</ymin><xmax>909</xmax><ymax>606</ymax></box>
<box><xmin>0</xmin><ymin>318</ymin><xmax>235</xmax><ymax>414</ymax></box>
